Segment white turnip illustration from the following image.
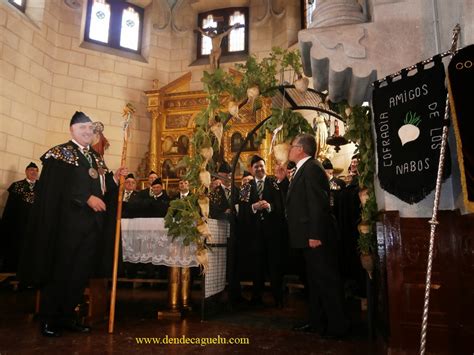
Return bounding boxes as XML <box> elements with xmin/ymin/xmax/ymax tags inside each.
<box><xmin>398</xmin><ymin>111</ymin><xmax>421</xmax><ymax>146</ymax></box>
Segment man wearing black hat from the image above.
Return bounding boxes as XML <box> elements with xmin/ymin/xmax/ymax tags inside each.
<box><xmin>209</xmin><ymin>161</ymin><xmax>239</xmax><ymax>219</ymax></box>
<box><xmin>209</xmin><ymin>161</ymin><xmax>242</xmax><ymax>305</ymax></box>
<box><xmin>136</xmin><ymin>170</ymin><xmax>158</xmax><ymax>201</ymax></box>
<box><xmin>121</xmin><ymin>173</ymin><xmax>140</xmax><ymax>218</ymax></box>
<box><xmin>143</xmin><ymin>177</ymin><xmax>170</xmax><ymax>217</ymax></box>
<box><xmin>1</xmin><ymin>162</ymin><xmax>39</xmax><ymax>273</ymax></box>
<box><xmin>18</xmin><ymin>111</ymin><xmax>127</xmax><ymax>337</ymax></box>
<box><xmin>247</xmin><ymin>155</ymin><xmax>286</xmax><ymax>307</ymax></box>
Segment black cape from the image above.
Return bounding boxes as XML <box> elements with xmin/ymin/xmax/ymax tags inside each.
<box><xmin>18</xmin><ymin>141</ymin><xmax>112</xmax><ymax>285</ymax></box>
<box><xmin>1</xmin><ymin>179</ymin><xmax>36</xmax><ymax>272</ymax></box>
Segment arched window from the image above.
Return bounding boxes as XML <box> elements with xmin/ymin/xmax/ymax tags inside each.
<box><xmin>84</xmin><ymin>0</ymin><xmax>144</xmax><ymax>53</ymax></box>
<box><xmin>197</xmin><ymin>7</ymin><xmax>249</xmax><ymax>59</ymax></box>
<box><xmin>8</xmin><ymin>0</ymin><xmax>27</xmax><ymax>12</ymax></box>
<box><xmin>301</xmin><ymin>0</ymin><xmax>317</xmax><ymax>29</ymax></box>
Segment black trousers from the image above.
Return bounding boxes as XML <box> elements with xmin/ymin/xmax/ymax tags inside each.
<box><xmin>40</xmin><ymin>222</ymin><xmax>98</xmax><ymax>324</ymax></box>
<box><xmin>303</xmin><ymin>245</ymin><xmax>348</xmax><ymax>335</ymax></box>
<box><xmin>251</xmin><ymin>223</ymin><xmax>284</xmax><ymax>303</ymax></box>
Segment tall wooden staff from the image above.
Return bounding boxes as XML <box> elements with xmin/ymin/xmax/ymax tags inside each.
<box><xmin>108</xmin><ymin>103</ymin><xmax>135</xmax><ymax>333</ymax></box>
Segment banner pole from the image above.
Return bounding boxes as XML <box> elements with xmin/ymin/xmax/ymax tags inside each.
<box><xmin>419</xmin><ymin>24</ymin><xmax>460</xmax><ymax>355</ymax></box>
<box><xmin>108</xmin><ymin>103</ymin><xmax>135</xmax><ymax>334</ymax></box>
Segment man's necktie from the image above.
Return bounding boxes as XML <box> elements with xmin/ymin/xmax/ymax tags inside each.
<box><xmin>225</xmin><ymin>188</ymin><xmax>231</xmax><ymax>202</ymax></box>
<box><xmin>28</xmin><ymin>182</ymin><xmax>35</xmax><ymax>191</ymax></box>
<box><xmin>257</xmin><ymin>180</ymin><xmax>264</xmax><ymax>200</ymax></box>
<box><xmin>123</xmin><ymin>191</ymin><xmax>131</xmax><ymax>202</ymax></box>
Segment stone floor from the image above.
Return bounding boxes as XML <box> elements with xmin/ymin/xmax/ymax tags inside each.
<box><xmin>0</xmin><ymin>280</ymin><xmax>385</xmax><ymax>354</ymax></box>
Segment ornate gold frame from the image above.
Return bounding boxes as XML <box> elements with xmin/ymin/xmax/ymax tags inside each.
<box><xmin>143</xmin><ymin>72</ymin><xmax>272</xmax><ymax>191</ymax></box>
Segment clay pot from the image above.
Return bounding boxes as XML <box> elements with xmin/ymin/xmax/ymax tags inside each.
<box><xmin>273</xmin><ymin>142</ymin><xmax>290</xmax><ymax>164</ymax></box>
<box><xmin>360</xmin><ymin>253</ymin><xmax>374</xmax><ymax>279</ymax></box>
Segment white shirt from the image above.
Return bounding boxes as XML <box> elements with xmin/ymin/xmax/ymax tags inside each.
<box><xmin>180</xmin><ymin>191</ymin><xmax>189</xmax><ymax>199</ymax></box>
<box><xmin>252</xmin><ymin>175</ymin><xmax>272</xmax><ymax>213</ymax></box>
<box><xmin>72</xmin><ymin>139</ymin><xmax>88</xmax><ymax>151</ymax></box>
<box><xmin>153</xmin><ymin>192</ymin><xmax>163</xmax><ymax>199</ymax></box>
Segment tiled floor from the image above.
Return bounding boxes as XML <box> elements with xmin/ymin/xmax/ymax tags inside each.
<box><xmin>0</xmin><ymin>281</ymin><xmax>385</xmax><ymax>354</ymax></box>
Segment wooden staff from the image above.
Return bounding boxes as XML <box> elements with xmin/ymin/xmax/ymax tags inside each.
<box><xmin>108</xmin><ymin>103</ymin><xmax>135</xmax><ymax>333</ymax></box>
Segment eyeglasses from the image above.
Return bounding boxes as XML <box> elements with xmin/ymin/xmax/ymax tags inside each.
<box><xmin>290</xmin><ymin>144</ymin><xmax>302</xmax><ymax>149</ymax></box>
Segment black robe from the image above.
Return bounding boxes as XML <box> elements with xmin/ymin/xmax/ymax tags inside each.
<box><xmin>1</xmin><ymin>179</ymin><xmax>36</xmax><ymax>272</ymax></box>
<box><xmin>18</xmin><ymin>141</ymin><xmax>116</xmax><ymax>285</ymax></box>
<box><xmin>135</xmin><ymin>188</ymin><xmax>170</xmax><ymax>218</ymax></box>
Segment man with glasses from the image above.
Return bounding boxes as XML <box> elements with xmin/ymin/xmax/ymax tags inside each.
<box><xmin>276</xmin><ymin>133</ymin><xmax>349</xmax><ymax>338</ymax></box>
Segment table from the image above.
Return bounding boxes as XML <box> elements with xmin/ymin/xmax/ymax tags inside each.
<box><xmin>121</xmin><ymin>218</ymin><xmax>230</xmax><ymax>298</ymax></box>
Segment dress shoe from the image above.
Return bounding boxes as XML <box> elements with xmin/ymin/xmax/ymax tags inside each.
<box><xmin>62</xmin><ymin>321</ymin><xmax>91</xmax><ymax>333</ymax></box>
<box><xmin>292</xmin><ymin>323</ymin><xmax>317</xmax><ymax>333</ymax></box>
<box><xmin>40</xmin><ymin>322</ymin><xmax>61</xmax><ymax>337</ymax></box>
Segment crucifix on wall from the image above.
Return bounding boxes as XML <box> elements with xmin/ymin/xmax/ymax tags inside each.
<box><xmin>195</xmin><ymin>22</ymin><xmax>244</xmax><ymax>69</ymax></box>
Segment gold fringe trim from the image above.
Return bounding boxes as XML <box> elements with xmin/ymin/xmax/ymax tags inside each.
<box><xmin>448</xmin><ymin>79</ymin><xmax>474</xmax><ymax>213</ymax></box>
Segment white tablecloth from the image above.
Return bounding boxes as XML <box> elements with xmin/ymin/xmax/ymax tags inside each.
<box><xmin>122</xmin><ymin>218</ymin><xmax>229</xmax><ymax>275</ymax></box>
<box><xmin>121</xmin><ymin>218</ymin><xmax>198</xmax><ymax>267</ymax></box>
<box><xmin>121</xmin><ymin>218</ymin><xmax>230</xmax><ymax>298</ymax></box>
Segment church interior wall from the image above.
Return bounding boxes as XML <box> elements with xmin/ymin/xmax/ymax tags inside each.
<box><xmin>0</xmin><ymin>0</ymin><xmax>301</xmax><ymax>213</ymax></box>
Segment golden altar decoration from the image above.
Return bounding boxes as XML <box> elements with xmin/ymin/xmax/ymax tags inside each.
<box><xmin>142</xmin><ymin>72</ymin><xmax>273</xmax><ymax>190</ymax></box>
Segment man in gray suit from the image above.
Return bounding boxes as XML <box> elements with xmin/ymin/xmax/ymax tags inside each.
<box><xmin>276</xmin><ymin>133</ymin><xmax>349</xmax><ymax>337</ymax></box>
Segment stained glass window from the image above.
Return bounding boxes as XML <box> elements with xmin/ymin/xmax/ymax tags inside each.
<box><xmin>201</xmin><ymin>15</ymin><xmax>217</xmax><ymax>55</ymax></box>
<box><xmin>228</xmin><ymin>11</ymin><xmax>245</xmax><ymax>52</ymax></box>
<box><xmin>8</xmin><ymin>0</ymin><xmax>26</xmax><ymax>12</ymax></box>
<box><xmin>197</xmin><ymin>7</ymin><xmax>248</xmax><ymax>59</ymax></box>
<box><xmin>85</xmin><ymin>0</ymin><xmax>143</xmax><ymax>54</ymax></box>
<box><xmin>120</xmin><ymin>7</ymin><xmax>140</xmax><ymax>50</ymax></box>
<box><xmin>89</xmin><ymin>0</ymin><xmax>110</xmax><ymax>43</ymax></box>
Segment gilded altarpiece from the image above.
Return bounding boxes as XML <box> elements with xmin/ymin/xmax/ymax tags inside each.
<box><xmin>143</xmin><ymin>73</ymin><xmax>272</xmax><ymax>191</ymax></box>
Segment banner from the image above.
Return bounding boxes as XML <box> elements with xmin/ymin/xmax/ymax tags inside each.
<box><xmin>372</xmin><ymin>58</ymin><xmax>450</xmax><ymax>204</ymax></box>
<box><xmin>448</xmin><ymin>44</ymin><xmax>474</xmax><ymax>213</ymax></box>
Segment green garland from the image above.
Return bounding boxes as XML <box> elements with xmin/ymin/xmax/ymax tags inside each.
<box><xmin>331</xmin><ymin>102</ymin><xmax>378</xmax><ymax>255</ymax></box>
<box><xmin>164</xmin><ymin>47</ymin><xmax>306</xmax><ymax>254</ymax></box>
